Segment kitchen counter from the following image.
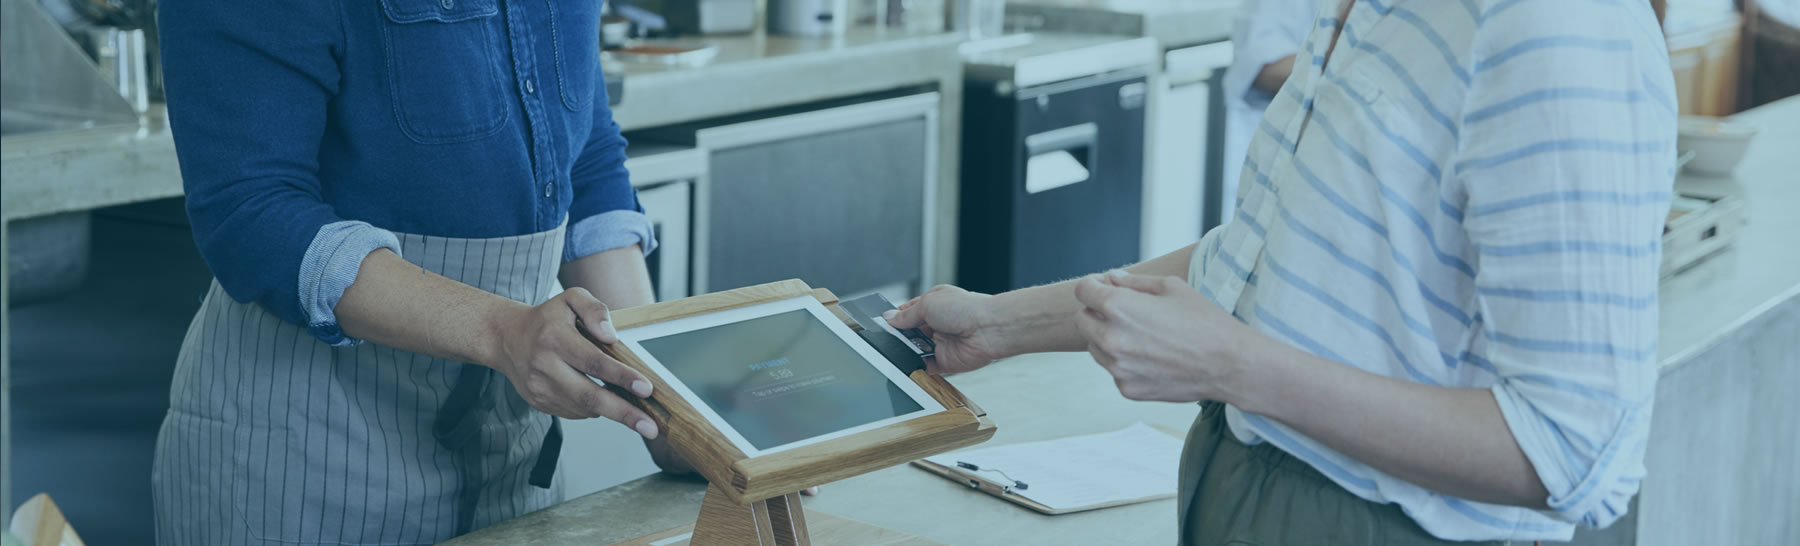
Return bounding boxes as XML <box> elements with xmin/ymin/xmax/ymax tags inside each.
<box><xmin>608</xmin><ymin>29</ymin><xmax>963</xmax><ymax>130</ymax></box>
<box><xmin>1654</xmin><ymin>96</ymin><xmax>1800</xmax><ymax>371</ymax></box>
<box><xmin>0</xmin><ymin>28</ymin><xmax>965</xmax><ymax>223</ymax></box>
<box><xmin>446</xmin><ymin>352</ymin><xmax>1203</xmax><ymax>546</ymax></box>
<box><xmin>452</xmin><ymin>97</ymin><xmax>1800</xmax><ymax>546</ymax></box>
<box><xmin>1006</xmin><ymin>0</ymin><xmax>1240</xmax><ymax>50</ymax></box>
<box><xmin>1</xmin><ymin>109</ymin><xmax>179</xmax><ymax>222</ymax></box>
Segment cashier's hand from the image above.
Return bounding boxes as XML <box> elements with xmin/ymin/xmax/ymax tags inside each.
<box><xmin>1073</xmin><ymin>270</ymin><xmax>1253</xmax><ymax>403</ymax></box>
<box><xmin>884</xmin><ymin>285</ymin><xmax>1007</xmax><ymax>375</ymax></box>
<box><xmin>494</xmin><ymin>288</ymin><xmax>660</xmax><ymax>439</ymax></box>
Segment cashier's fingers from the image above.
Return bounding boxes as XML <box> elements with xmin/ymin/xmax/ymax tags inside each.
<box><xmin>563</xmin><ymin>329</ymin><xmax>654</xmax><ymax>398</ymax></box>
<box><xmin>551</xmin><ymin>362</ymin><xmax>660</xmax><ymax>439</ymax></box>
<box><xmin>562</xmin><ymin>288</ymin><xmax>619</xmax><ymax>344</ymax></box>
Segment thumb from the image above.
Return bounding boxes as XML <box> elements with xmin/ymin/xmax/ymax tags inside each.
<box><xmin>1106</xmin><ymin>270</ymin><xmax>1176</xmax><ymax>296</ymax></box>
<box><xmin>883</xmin><ymin>303</ymin><xmax>925</xmax><ymax>330</ymax></box>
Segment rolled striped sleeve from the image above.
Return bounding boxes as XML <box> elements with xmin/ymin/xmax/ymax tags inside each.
<box><xmin>1455</xmin><ymin>0</ymin><xmax>1675</xmax><ymax>527</ymax></box>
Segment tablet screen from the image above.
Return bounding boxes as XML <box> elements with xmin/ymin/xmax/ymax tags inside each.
<box><xmin>621</xmin><ymin>296</ymin><xmax>943</xmax><ymax>456</ymax></box>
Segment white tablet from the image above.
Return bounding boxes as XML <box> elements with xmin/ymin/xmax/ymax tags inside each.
<box><xmin>616</xmin><ymin>295</ymin><xmax>946</xmax><ymax>457</ymax></box>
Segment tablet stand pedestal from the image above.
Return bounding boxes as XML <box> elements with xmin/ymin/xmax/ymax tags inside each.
<box><xmin>692</xmin><ymin>484</ymin><xmax>810</xmax><ymax>545</ymax></box>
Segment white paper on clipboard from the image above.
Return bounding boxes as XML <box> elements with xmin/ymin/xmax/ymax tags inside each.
<box><xmin>921</xmin><ymin>423</ymin><xmax>1183</xmax><ymax>513</ymax></box>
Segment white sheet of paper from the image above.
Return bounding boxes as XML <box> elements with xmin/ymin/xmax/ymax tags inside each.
<box><xmin>922</xmin><ymin>423</ymin><xmax>1183</xmax><ymax>512</ymax></box>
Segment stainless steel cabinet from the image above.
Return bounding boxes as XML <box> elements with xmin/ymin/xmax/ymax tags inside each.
<box><xmin>666</xmin><ymin>92</ymin><xmax>941</xmax><ymax>298</ymax></box>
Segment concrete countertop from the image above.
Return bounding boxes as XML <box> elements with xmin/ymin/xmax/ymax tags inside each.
<box><xmin>1</xmin><ymin>109</ymin><xmax>179</xmax><ymax>222</ymax></box>
<box><xmin>1656</xmin><ymin>96</ymin><xmax>1800</xmax><ymax>371</ymax></box>
<box><xmin>1006</xmin><ymin>0</ymin><xmax>1240</xmax><ymax>50</ymax></box>
<box><xmin>608</xmin><ymin>28</ymin><xmax>963</xmax><ymax>130</ymax></box>
<box><xmin>0</xmin><ymin>28</ymin><xmax>964</xmax><ymax>222</ymax></box>
<box><xmin>445</xmin><ymin>352</ymin><xmax>1203</xmax><ymax>546</ymax></box>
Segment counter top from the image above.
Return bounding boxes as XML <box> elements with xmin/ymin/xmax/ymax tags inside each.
<box><xmin>607</xmin><ymin>28</ymin><xmax>962</xmax><ymax>130</ymax></box>
<box><xmin>1</xmin><ymin>108</ymin><xmax>180</xmax><ymax>222</ymax></box>
<box><xmin>0</xmin><ymin>29</ymin><xmax>963</xmax><ymax>222</ymax></box>
<box><xmin>1005</xmin><ymin>0</ymin><xmax>1239</xmax><ymax>50</ymax></box>
<box><xmin>1656</xmin><ymin>96</ymin><xmax>1800</xmax><ymax>371</ymax></box>
<box><xmin>446</xmin><ymin>352</ymin><xmax>1202</xmax><ymax>545</ymax></box>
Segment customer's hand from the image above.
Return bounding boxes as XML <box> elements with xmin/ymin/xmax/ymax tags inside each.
<box><xmin>884</xmin><ymin>285</ymin><xmax>1008</xmax><ymax>375</ymax></box>
<box><xmin>493</xmin><ymin>288</ymin><xmax>660</xmax><ymax>439</ymax></box>
<box><xmin>1073</xmin><ymin>270</ymin><xmax>1254</xmax><ymax>403</ymax></box>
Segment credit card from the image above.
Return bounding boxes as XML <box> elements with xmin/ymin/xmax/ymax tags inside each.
<box><xmin>840</xmin><ymin>293</ymin><xmax>936</xmax><ymax>358</ymax></box>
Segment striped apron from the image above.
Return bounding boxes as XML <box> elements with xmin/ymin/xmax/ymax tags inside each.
<box><xmin>153</xmin><ymin>226</ymin><xmax>568</xmax><ymax>545</ymax></box>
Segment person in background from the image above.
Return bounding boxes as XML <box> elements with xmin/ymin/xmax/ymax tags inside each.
<box><xmin>891</xmin><ymin>0</ymin><xmax>1676</xmax><ymax>543</ymax></box>
<box><xmin>151</xmin><ymin>0</ymin><xmax>689</xmax><ymax>543</ymax></box>
<box><xmin>1221</xmin><ymin>0</ymin><xmax>1322</xmax><ymax>223</ymax></box>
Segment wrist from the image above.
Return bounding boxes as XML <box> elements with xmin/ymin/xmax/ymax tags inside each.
<box><xmin>1217</xmin><ymin>331</ymin><xmax>1293</xmax><ymax>416</ymax></box>
<box><xmin>477</xmin><ymin>299</ymin><xmax>532</xmax><ymax>371</ymax></box>
<box><xmin>976</xmin><ymin>294</ymin><xmax>1032</xmax><ymax>359</ymax></box>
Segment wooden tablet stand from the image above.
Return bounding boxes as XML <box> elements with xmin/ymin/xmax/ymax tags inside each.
<box><xmin>601</xmin><ymin>280</ymin><xmax>996</xmax><ymax>546</ymax></box>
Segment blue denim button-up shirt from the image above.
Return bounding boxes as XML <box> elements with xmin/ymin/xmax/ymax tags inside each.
<box><xmin>160</xmin><ymin>0</ymin><xmax>653</xmax><ymax>345</ymax></box>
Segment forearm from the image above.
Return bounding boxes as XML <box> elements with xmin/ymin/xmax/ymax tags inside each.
<box><xmin>337</xmin><ymin>249</ymin><xmax>525</xmax><ymax>368</ymax></box>
<box><xmin>558</xmin><ymin>244</ymin><xmax>654</xmax><ymax>310</ymax></box>
<box><xmin>1253</xmin><ymin>55</ymin><xmax>1296</xmax><ymax>95</ymax></box>
<box><xmin>1229</xmin><ymin>335</ymin><xmax>1549</xmax><ymax>507</ymax></box>
<box><xmin>986</xmin><ymin>244</ymin><xmax>1197</xmax><ymax>357</ymax></box>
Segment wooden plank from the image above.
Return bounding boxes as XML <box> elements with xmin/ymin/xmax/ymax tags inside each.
<box><xmin>611</xmin><ymin>279</ymin><xmax>814</xmax><ymax>329</ymax></box>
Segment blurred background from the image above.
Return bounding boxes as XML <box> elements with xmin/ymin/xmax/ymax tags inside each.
<box><xmin>3</xmin><ymin>0</ymin><xmax>1797</xmax><ymax>543</ymax></box>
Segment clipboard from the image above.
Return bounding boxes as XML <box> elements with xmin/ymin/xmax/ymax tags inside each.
<box><xmin>910</xmin><ymin>423</ymin><xmax>1185</xmax><ymax>515</ymax></box>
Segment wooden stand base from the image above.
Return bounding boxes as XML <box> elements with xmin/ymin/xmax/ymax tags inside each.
<box><xmin>692</xmin><ymin>485</ymin><xmax>809</xmax><ymax>545</ymax></box>
<box><xmin>616</xmin><ymin>485</ymin><xmax>943</xmax><ymax>546</ymax></box>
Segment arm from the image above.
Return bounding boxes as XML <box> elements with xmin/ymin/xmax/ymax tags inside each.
<box><xmin>162</xmin><ymin>0</ymin><xmax>658</xmax><ymax>436</ymax></box>
<box><xmin>1223</xmin><ymin>320</ymin><xmax>1550</xmax><ymax>506</ymax></box>
<box><xmin>980</xmin><ymin>244</ymin><xmax>1196</xmax><ymax>356</ymax></box>
<box><xmin>1251</xmin><ymin>55</ymin><xmax>1297</xmax><ymax>95</ymax></box>
<box><xmin>1073</xmin><ymin>272</ymin><xmax>1549</xmax><ymax>507</ymax></box>
<box><xmin>1224</xmin><ymin>0</ymin><xmax>1314</xmax><ymax>111</ymax></box>
<box><xmin>885</xmin><ymin>244</ymin><xmax>1194</xmax><ymax>373</ymax></box>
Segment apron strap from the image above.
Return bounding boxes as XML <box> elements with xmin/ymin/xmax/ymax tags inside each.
<box><xmin>435</xmin><ymin>367</ymin><xmax>494</xmax><ymax>536</ymax></box>
<box><xmin>528</xmin><ymin>417</ymin><xmax>561</xmax><ymax>489</ymax></box>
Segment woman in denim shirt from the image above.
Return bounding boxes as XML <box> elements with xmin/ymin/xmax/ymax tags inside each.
<box><xmin>150</xmin><ymin>0</ymin><xmax>681</xmax><ymax>542</ymax></box>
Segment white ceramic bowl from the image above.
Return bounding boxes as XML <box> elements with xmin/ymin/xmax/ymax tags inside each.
<box><xmin>1678</xmin><ymin>116</ymin><xmax>1759</xmax><ymax>176</ymax></box>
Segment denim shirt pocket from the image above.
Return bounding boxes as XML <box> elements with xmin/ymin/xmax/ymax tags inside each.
<box><xmin>545</xmin><ymin>0</ymin><xmax>599</xmax><ymax>112</ymax></box>
<box><xmin>378</xmin><ymin>0</ymin><xmax>510</xmax><ymax>144</ymax></box>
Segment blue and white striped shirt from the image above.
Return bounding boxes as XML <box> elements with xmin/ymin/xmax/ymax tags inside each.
<box><xmin>1188</xmin><ymin>0</ymin><xmax>1675</xmax><ymax>540</ymax></box>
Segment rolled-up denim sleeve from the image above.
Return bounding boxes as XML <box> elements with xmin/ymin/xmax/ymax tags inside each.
<box><xmin>297</xmin><ymin>222</ymin><xmax>401</xmax><ymax>346</ymax></box>
<box><xmin>563</xmin><ymin>58</ymin><xmax>656</xmax><ymax>261</ymax></box>
<box><xmin>162</xmin><ymin>0</ymin><xmax>384</xmax><ymax>345</ymax></box>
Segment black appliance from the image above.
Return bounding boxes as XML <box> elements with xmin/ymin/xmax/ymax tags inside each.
<box><xmin>958</xmin><ymin>35</ymin><xmax>1155</xmax><ymax>293</ymax></box>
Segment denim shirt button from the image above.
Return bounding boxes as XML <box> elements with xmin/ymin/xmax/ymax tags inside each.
<box><xmin>440</xmin><ymin>0</ymin><xmax>454</xmax><ymax>9</ymax></box>
<box><xmin>525</xmin><ymin>78</ymin><xmax>536</xmax><ymax>94</ymax></box>
<box><xmin>543</xmin><ymin>182</ymin><xmax>553</xmax><ymax>198</ymax></box>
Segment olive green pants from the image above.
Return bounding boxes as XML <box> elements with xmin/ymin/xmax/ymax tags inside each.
<box><xmin>1176</xmin><ymin>403</ymin><xmax>1514</xmax><ymax>546</ymax></box>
